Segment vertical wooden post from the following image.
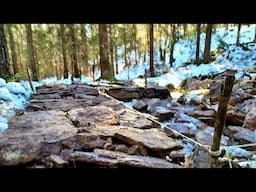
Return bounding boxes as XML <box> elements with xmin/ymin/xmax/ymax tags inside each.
<box><xmin>210</xmin><ymin>73</ymin><xmax>235</xmax><ymax>167</ymax></box>
<box><xmin>26</xmin><ymin>68</ymin><xmax>35</xmax><ymax>93</ymax></box>
<box><xmin>144</xmin><ymin>68</ymin><xmax>148</xmax><ymax>87</ymax></box>
<box><xmin>92</xmin><ymin>64</ymin><xmax>95</xmax><ymax>82</ymax></box>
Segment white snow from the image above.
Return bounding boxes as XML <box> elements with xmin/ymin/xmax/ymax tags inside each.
<box><xmin>0</xmin><ymin>87</ymin><xmax>13</xmax><ymax>101</ymax></box>
<box><xmin>238</xmin><ymin>160</ymin><xmax>256</xmax><ymax>168</ymax></box>
<box><xmin>5</xmin><ymin>82</ymin><xmax>29</xmax><ymax>98</ymax></box>
<box><xmin>182</xmin><ymin>141</ymin><xmax>195</xmax><ymax>154</ymax></box>
<box><xmin>0</xmin><ymin>78</ymin><xmax>6</xmax><ymax>87</ymax></box>
<box><xmin>0</xmin><ymin>122</ymin><xmax>8</xmax><ymax>132</ymax></box>
<box><xmin>224</xmin><ymin>146</ymin><xmax>252</xmax><ymax>158</ymax></box>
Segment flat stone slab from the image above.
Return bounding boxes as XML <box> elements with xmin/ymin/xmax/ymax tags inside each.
<box><xmin>0</xmin><ymin>110</ymin><xmax>76</xmax><ymax>166</ymax></box>
<box><xmin>68</xmin><ymin>149</ymin><xmax>182</xmax><ymax>168</ymax></box>
<box><xmin>106</xmin><ymin>86</ymin><xmax>170</xmax><ymax>101</ymax></box>
<box><xmin>119</xmin><ymin>110</ymin><xmax>156</xmax><ymax>129</ymax></box>
<box><xmin>114</xmin><ymin>127</ymin><xmax>183</xmax><ymax>152</ymax></box>
<box><xmin>67</xmin><ymin>106</ymin><xmax>119</xmax><ymax>127</ymax></box>
<box><xmin>224</xmin><ymin>126</ymin><xmax>256</xmax><ymax>147</ymax></box>
<box><xmin>89</xmin><ymin>125</ymin><xmax>183</xmax><ymax>152</ymax></box>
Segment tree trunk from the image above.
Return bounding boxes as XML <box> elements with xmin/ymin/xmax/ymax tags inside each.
<box><xmin>80</xmin><ymin>24</ymin><xmax>89</xmax><ymax>77</ymax></box>
<box><xmin>132</xmin><ymin>24</ymin><xmax>138</xmax><ymax>64</ymax></box>
<box><xmin>16</xmin><ymin>35</ymin><xmax>23</xmax><ymax>72</ymax></box>
<box><xmin>124</xmin><ymin>27</ymin><xmax>127</xmax><ymax>66</ymax></box>
<box><xmin>114</xmin><ymin>45</ymin><xmax>118</xmax><ymax>74</ymax></box>
<box><xmin>68</xmin><ymin>24</ymin><xmax>80</xmax><ymax>79</ymax></box>
<box><xmin>254</xmin><ymin>25</ymin><xmax>256</xmax><ymax>43</ymax></box>
<box><xmin>6</xmin><ymin>24</ymin><xmax>19</xmax><ymax>74</ymax></box>
<box><xmin>25</xmin><ymin>24</ymin><xmax>38</xmax><ymax>81</ymax></box>
<box><xmin>108</xmin><ymin>25</ymin><xmax>115</xmax><ymax>78</ymax></box>
<box><xmin>236</xmin><ymin>24</ymin><xmax>241</xmax><ymax>46</ymax></box>
<box><xmin>159</xmin><ymin>39</ymin><xmax>164</xmax><ymax>61</ymax></box>
<box><xmin>203</xmin><ymin>24</ymin><xmax>213</xmax><ymax>63</ymax></box>
<box><xmin>169</xmin><ymin>24</ymin><xmax>176</xmax><ymax>67</ymax></box>
<box><xmin>0</xmin><ymin>24</ymin><xmax>11</xmax><ymax>77</ymax></box>
<box><xmin>99</xmin><ymin>24</ymin><xmax>114</xmax><ymax>80</ymax></box>
<box><xmin>195</xmin><ymin>24</ymin><xmax>201</xmax><ymax>63</ymax></box>
<box><xmin>225</xmin><ymin>24</ymin><xmax>229</xmax><ymax>31</ymax></box>
<box><xmin>60</xmin><ymin>24</ymin><xmax>68</xmax><ymax>79</ymax></box>
<box><xmin>163</xmin><ymin>39</ymin><xmax>167</xmax><ymax>62</ymax></box>
<box><xmin>143</xmin><ymin>52</ymin><xmax>146</xmax><ymax>63</ymax></box>
<box><xmin>149</xmin><ymin>24</ymin><xmax>154</xmax><ymax>77</ymax></box>
<box><xmin>183</xmin><ymin>24</ymin><xmax>187</xmax><ymax>36</ymax></box>
<box><xmin>134</xmin><ymin>44</ymin><xmax>138</xmax><ymax>64</ymax></box>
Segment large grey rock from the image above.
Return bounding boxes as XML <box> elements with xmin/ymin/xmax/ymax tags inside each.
<box><xmin>67</xmin><ymin>106</ymin><xmax>119</xmax><ymax>127</ymax></box>
<box><xmin>119</xmin><ymin>110</ymin><xmax>156</xmax><ymax>129</ymax></box>
<box><xmin>106</xmin><ymin>86</ymin><xmax>170</xmax><ymax>101</ymax></box>
<box><xmin>243</xmin><ymin>105</ymin><xmax>256</xmax><ymax>130</ymax></box>
<box><xmin>164</xmin><ymin>122</ymin><xmax>199</xmax><ymax>138</ymax></box>
<box><xmin>149</xmin><ymin>106</ymin><xmax>175</xmax><ymax>121</ymax></box>
<box><xmin>226</xmin><ymin>108</ymin><xmax>245</xmax><ymax>126</ymax></box>
<box><xmin>114</xmin><ymin>127</ymin><xmax>183</xmax><ymax>152</ymax></box>
<box><xmin>224</xmin><ymin>126</ymin><xmax>256</xmax><ymax>146</ymax></box>
<box><xmin>0</xmin><ymin>110</ymin><xmax>76</xmax><ymax>166</ymax></box>
<box><xmin>174</xmin><ymin>112</ymin><xmax>208</xmax><ymax>130</ymax></box>
<box><xmin>195</xmin><ymin>127</ymin><xmax>230</xmax><ymax>146</ymax></box>
<box><xmin>133</xmin><ymin>100</ymin><xmax>148</xmax><ymax>111</ymax></box>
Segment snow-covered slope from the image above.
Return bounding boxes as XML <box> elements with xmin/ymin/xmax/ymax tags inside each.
<box><xmin>116</xmin><ymin>25</ymin><xmax>256</xmax><ymax>88</ymax></box>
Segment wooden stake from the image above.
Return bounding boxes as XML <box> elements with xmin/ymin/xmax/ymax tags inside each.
<box><xmin>210</xmin><ymin>73</ymin><xmax>235</xmax><ymax>167</ymax></box>
<box><xmin>144</xmin><ymin>68</ymin><xmax>148</xmax><ymax>87</ymax></box>
<box><xmin>26</xmin><ymin>68</ymin><xmax>35</xmax><ymax>92</ymax></box>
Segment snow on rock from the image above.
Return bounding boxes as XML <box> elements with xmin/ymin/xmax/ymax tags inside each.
<box><xmin>224</xmin><ymin>146</ymin><xmax>252</xmax><ymax>158</ymax></box>
<box><xmin>5</xmin><ymin>82</ymin><xmax>28</xmax><ymax>98</ymax></box>
<box><xmin>0</xmin><ymin>87</ymin><xmax>13</xmax><ymax>101</ymax></box>
<box><xmin>0</xmin><ymin>122</ymin><xmax>8</xmax><ymax>131</ymax></box>
<box><xmin>0</xmin><ymin>80</ymin><xmax>36</xmax><ymax>132</ymax></box>
<box><xmin>0</xmin><ymin>78</ymin><xmax>6</xmax><ymax>87</ymax></box>
<box><xmin>239</xmin><ymin>160</ymin><xmax>256</xmax><ymax>168</ymax></box>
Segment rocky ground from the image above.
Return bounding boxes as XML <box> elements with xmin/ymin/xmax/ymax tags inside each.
<box><xmin>1</xmin><ymin>69</ymin><xmax>256</xmax><ymax>168</ymax></box>
<box><xmin>0</xmin><ymin>84</ymin><xmax>184</xmax><ymax>168</ymax></box>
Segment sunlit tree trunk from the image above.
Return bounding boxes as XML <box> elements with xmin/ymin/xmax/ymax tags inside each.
<box><xmin>124</xmin><ymin>26</ymin><xmax>127</xmax><ymax>66</ymax></box>
<box><xmin>183</xmin><ymin>24</ymin><xmax>187</xmax><ymax>36</ymax></box>
<box><xmin>6</xmin><ymin>24</ymin><xmax>19</xmax><ymax>74</ymax></box>
<box><xmin>195</xmin><ymin>24</ymin><xmax>201</xmax><ymax>63</ymax></box>
<box><xmin>163</xmin><ymin>39</ymin><xmax>168</xmax><ymax>62</ymax></box>
<box><xmin>236</xmin><ymin>24</ymin><xmax>241</xmax><ymax>46</ymax></box>
<box><xmin>225</xmin><ymin>24</ymin><xmax>229</xmax><ymax>31</ymax></box>
<box><xmin>149</xmin><ymin>24</ymin><xmax>154</xmax><ymax>76</ymax></box>
<box><xmin>132</xmin><ymin>24</ymin><xmax>138</xmax><ymax>64</ymax></box>
<box><xmin>68</xmin><ymin>24</ymin><xmax>80</xmax><ymax>78</ymax></box>
<box><xmin>25</xmin><ymin>24</ymin><xmax>38</xmax><ymax>81</ymax></box>
<box><xmin>99</xmin><ymin>24</ymin><xmax>114</xmax><ymax>80</ymax></box>
<box><xmin>16</xmin><ymin>35</ymin><xmax>23</xmax><ymax>72</ymax></box>
<box><xmin>203</xmin><ymin>24</ymin><xmax>213</xmax><ymax>63</ymax></box>
<box><xmin>60</xmin><ymin>24</ymin><xmax>68</xmax><ymax>79</ymax></box>
<box><xmin>80</xmin><ymin>24</ymin><xmax>89</xmax><ymax>77</ymax></box>
<box><xmin>15</xmin><ymin>26</ymin><xmax>24</xmax><ymax>72</ymax></box>
<box><xmin>108</xmin><ymin>24</ymin><xmax>115</xmax><ymax>78</ymax></box>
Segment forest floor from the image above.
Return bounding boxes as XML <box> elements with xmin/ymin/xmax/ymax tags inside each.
<box><xmin>1</xmin><ymin>75</ymin><xmax>256</xmax><ymax>168</ymax></box>
<box><xmin>1</xmin><ymin>25</ymin><xmax>256</xmax><ymax>168</ymax></box>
